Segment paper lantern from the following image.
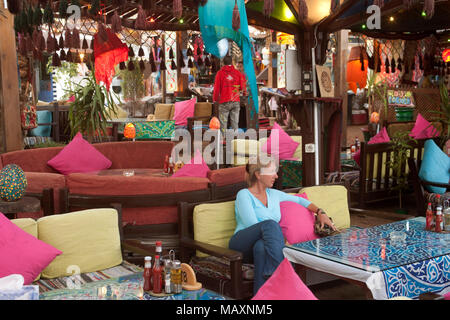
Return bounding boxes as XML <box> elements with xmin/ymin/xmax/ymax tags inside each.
<box><xmin>347</xmin><ymin>46</ymin><xmax>369</xmax><ymax>94</ymax></box>
<box><xmin>209</xmin><ymin>117</ymin><xmax>220</xmax><ymax>130</ymax></box>
<box><xmin>216</xmin><ymin>39</ymin><xmax>229</xmax><ymax>58</ymax></box>
<box><xmin>123</xmin><ymin>123</ymin><xmax>136</xmax><ymax>139</ymax></box>
<box><xmin>443</xmin><ymin>49</ymin><xmax>450</xmax><ymax>63</ymax></box>
<box><xmin>0</xmin><ymin>164</ymin><xmax>27</xmax><ymax>202</ymax></box>
<box><xmin>370</xmin><ymin>112</ymin><xmax>380</xmax><ymax>124</ymax></box>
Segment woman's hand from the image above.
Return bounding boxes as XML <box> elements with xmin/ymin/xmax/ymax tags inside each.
<box><xmin>318</xmin><ymin>211</ymin><xmax>337</xmax><ymax>231</ymax></box>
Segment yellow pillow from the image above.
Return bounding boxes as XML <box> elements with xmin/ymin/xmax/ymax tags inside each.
<box><xmin>106</xmin><ymin>105</ymin><xmax>128</xmax><ymax>119</ymax></box>
<box><xmin>299</xmin><ymin>185</ymin><xmax>350</xmax><ymax>230</ymax></box>
<box><xmin>12</xmin><ymin>218</ymin><xmax>38</xmax><ymax>238</ymax></box>
<box><xmin>37</xmin><ymin>209</ymin><xmax>123</xmax><ymax>279</ymax></box>
<box><xmin>154</xmin><ymin>104</ymin><xmax>173</xmax><ymax>120</ymax></box>
<box><xmin>232</xmin><ymin>139</ymin><xmax>260</xmax><ymax>157</ymax></box>
<box><xmin>193</xmin><ymin>201</ymin><xmax>236</xmax><ymax>258</ymax></box>
<box><xmin>291</xmin><ymin>136</ymin><xmax>302</xmax><ymax>162</ymax></box>
<box><xmin>194</xmin><ymin>102</ymin><xmax>212</xmax><ymax>118</ymax></box>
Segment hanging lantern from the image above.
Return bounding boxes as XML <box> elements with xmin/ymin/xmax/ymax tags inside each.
<box><xmin>93</xmin><ymin>28</ymin><xmax>128</xmax><ymax>90</ymax></box>
<box><xmin>346</xmin><ymin>46</ymin><xmax>368</xmax><ymax>94</ymax></box>
<box><xmin>370</xmin><ymin>112</ymin><xmax>380</xmax><ymax>124</ymax></box>
<box><xmin>209</xmin><ymin>117</ymin><xmax>220</xmax><ymax>130</ymax></box>
<box><xmin>123</xmin><ymin>123</ymin><xmax>136</xmax><ymax>140</ymax></box>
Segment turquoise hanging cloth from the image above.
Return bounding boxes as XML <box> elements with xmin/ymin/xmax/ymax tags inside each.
<box><xmin>198</xmin><ymin>0</ymin><xmax>259</xmax><ymax>121</ymax></box>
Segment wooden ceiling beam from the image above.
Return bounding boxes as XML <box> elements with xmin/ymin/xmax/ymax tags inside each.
<box><xmin>284</xmin><ymin>0</ymin><xmax>306</xmax><ymax>31</ymax></box>
<box><xmin>246</xmin><ymin>8</ymin><xmax>299</xmax><ymax>35</ymax></box>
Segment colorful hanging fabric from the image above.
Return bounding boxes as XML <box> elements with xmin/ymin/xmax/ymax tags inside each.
<box><xmin>174</xmin><ymin>0</ymin><xmax>183</xmax><ymax>19</ymax></box>
<box><xmin>93</xmin><ymin>28</ymin><xmax>128</xmax><ymax>90</ymax></box>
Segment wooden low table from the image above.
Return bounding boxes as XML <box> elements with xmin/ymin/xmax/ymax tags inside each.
<box><xmin>0</xmin><ymin>196</ymin><xmax>42</xmax><ymax>219</ymax></box>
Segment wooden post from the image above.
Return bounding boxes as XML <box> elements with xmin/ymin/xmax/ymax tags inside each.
<box><xmin>162</xmin><ymin>34</ymin><xmax>167</xmax><ymax>103</ymax></box>
<box><xmin>268</xmin><ymin>32</ymin><xmax>277</xmax><ymax>89</ymax></box>
<box><xmin>176</xmin><ymin>31</ymin><xmax>189</xmax><ymax>97</ymax></box>
<box><xmin>0</xmin><ymin>9</ymin><xmax>23</xmax><ymax>153</ymax></box>
<box><xmin>335</xmin><ymin>30</ymin><xmax>349</xmax><ymax>147</ymax></box>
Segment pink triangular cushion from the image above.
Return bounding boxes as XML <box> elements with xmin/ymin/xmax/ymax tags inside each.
<box><xmin>409</xmin><ymin>113</ymin><xmax>440</xmax><ymax>139</ymax></box>
<box><xmin>252</xmin><ymin>258</ymin><xmax>318</xmax><ymax>300</ymax></box>
<box><xmin>171</xmin><ymin>149</ymin><xmax>210</xmax><ymax>178</ymax></box>
<box><xmin>173</xmin><ymin>98</ymin><xmax>196</xmax><ymax>126</ymax></box>
<box><xmin>261</xmin><ymin>122</ymin><xmax>300</xmax><ymax>160</ymax></box>
<box><xmin>353</xmin><ymin>127</ymin><xmax>391</xmax><ymax>165</ymax></box>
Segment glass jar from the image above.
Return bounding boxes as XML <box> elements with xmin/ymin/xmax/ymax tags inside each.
<box><xmin>171</xmin><ymin>260</ymin><xmax>182</xmax><ymax>294</ymax></box>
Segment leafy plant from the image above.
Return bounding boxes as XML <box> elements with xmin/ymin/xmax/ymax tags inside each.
<box><xmin>67</xmin><ymin>66</ymin><xmax>120</xmax><ymax>142</ymax></box>
<box><xmin>367</xmin><ymin>71</ymin><xmax>388</xmax><ymax>121</ymax></box>
<box><xmin>386</xmin><ymin>131</ymin><xmax>416</xmax><ymax>209</ymax></box>
<box><xmin>428</xmin><ymin>81</ymin><xmax>450</xmax><ymax>148</ymax></box>
<box><xmin>46</xmin><ymin>57</ymin><xmax>79</xmax><ymax>100</ymax></box>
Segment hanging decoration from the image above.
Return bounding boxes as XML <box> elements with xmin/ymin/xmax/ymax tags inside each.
<box><xmin>128</xmin><ymin>45</ymin><xmax>135</xmax><ymax>58</ymax></box>
<box><xmin>60</xmin><ymin>49</ymin><xmax>67</xmax><ymax>61</ymax></box>
<box><xmin>7</xmin><ymin>0</ymin><xmax>21</xmax><ymax>15</ymax></box>
<box><xmin>423</xmin><ymin>0</ymin><xmax>435</xmax><ymax>19</ymax></box>
<box><xmin>46</xmin><ymin>31</ymin><xmax>55</xmax><ymax>52</ymax></box>
<box><xmin>397</xmin><ymin>58</ymin><xmax>402</xmax><ymax>72</ymax></box>
<box><xmin>135</xmin><ymin>5</ymin><xmax>147</xmax><ymax>30</ymax></box>
<box><xmin>64</xmin><ymin>27</ymin><xmax>72</xmax><ymax>48</ymax></box>
<box><xmin>119</xmin><ymin>61</ymin><xmax>126</xmax><ymax>70</ymax></box>
<box><xmin>299</xmin><ymin>0</ymin><xmax>308</xmax><ymax>20</ymax></box>
<box><xmin>139</xmin><ymin>59</ymin><xmax>146</xmax><ymax>72</ymax></box>
<box><xmin>149</xmin><ymin>49</ymin><xmax>156</xmax><ymax>72</ymax></box>
<box><xmin>138</xmin><ymin>46</ymin><xmax>145</xmax><ymax>57</ymax></box>
<box><xmin>174</xmin><ymin>0</ymin><xmax>183</xmax><ymax>19</ymax></box>
<box><xmin>93</xmin><ymin>27</ymin><xmax>128</xmax><ymax>90</ymax></box>
<box><xmin>72</xmin><ymin>27</ymin><xmax>81</xmax><ymax>49</ymax></box>
<box><xmin>385</xmin><ymin>56</ymin><xmax>390</xmax><ymax>74</ymax></box>
<box><xmin>188</xmin><ymin>57</ymin><xmax>194</xmax><ymax>68</ymax></box>
<box><xmin>169</xmin><ymin>47</ymin><xmax>174</xmax><ymax>60</ymax></box>
<box><xmin>373</xmin><ymin>0</ymin><xmax>385</xmax><ymax>8</ymax></box>
<box><xmin>442</xmin><ymin>49</ymin><xmax>450</xmax><ymax>63</ymax></box>
<box><xmin>171</xmin><ymin>59</ymin><xmax>177</xmax><ymax>70</ymax></box>
<box><xmin>347</xmin><ymin>46</ymin><xmax>368</xmax><ymax>94</ymax></box>
<box><xmin>232</xmin><ymin>0</ymin><xmax>240</xmax><ymax>31</ymax></box>
<box><xmin>111</xmin><ymin>11</ymin><xmax>122</xmax><ymax>33</ymax></box>
<box><xmin>178</xmin><ymin>49</ymin><xmax>185</xmax><ymax>68</ymax></box>
<box><xmin>390</xmin><ymin>57</ymin><xmax>396</xmax><ymax>73</ymax></box>
<box><xmin>128</xmin><ymin>59</ymin><xmax>135</xmax><ymax>71</ymax></box>
<box><xmin>82</xmin><ymin>37</ymin><xmax>89</xmax><ymax>50</ymax></box>
<box><xmin>52</xmin><ymin>52</ymin><xmax>61</xmax><ymax>67</ymax></box>
<box><xmin>160</xmin><ymin>51</ymin><xmax>167</xmax><ymax>71</ymax></box>
<box><xmin>263</xmin><ymin>0</ymin><xmax>274</xmax><ymax>17</ymax></box>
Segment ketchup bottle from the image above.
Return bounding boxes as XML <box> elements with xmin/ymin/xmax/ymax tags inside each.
<box><xmin>152</xmin><ymin>255</ymin><xmax>163</xmax><ymax>294</ymax></box>
<box><xmin>426</xmin><ymin>203</ymin><xmax>433</xmax><ymax>231</ymax></box>
<box><xmin>143</xmin><ymin>256</ymin><xmax>152</xmax><ymax>292</ymax></box>
<box><xmin>169</xmin><ymin>157</ymin><xmax>174</xmax><ymax>175</ymax></box>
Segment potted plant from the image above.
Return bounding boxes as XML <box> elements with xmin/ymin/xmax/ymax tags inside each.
<box><xmin>429</xmin><ymin>81</ymin><xmax>450</xmax><ymax>149</ymax></box>
<box><xmin>367</xmin><ymin>71</ymin><xmax>389</xmax><ymax>124</ymax></box>
<box><xmin>67</xmin><ymin>66</ymin><xmax>120</xmax><ymax>142</ymax></box>
<box><xmin>116</xmin><ymin>59</ymin><xmax>145</xmax><ymax>117</ymax></box>
<box><xmin>386</xmin><ymin>130</ymin><xmax>417</xmax><ymax>213</ymax></box>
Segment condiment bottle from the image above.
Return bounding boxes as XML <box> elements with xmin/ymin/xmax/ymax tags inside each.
<box><xmin>164</xmin><ymin>259</ymin><xmax>172</xmax><ymax>294</ymax></box>
<box><xmin>163</xmin><ymin>155</ymin><xmax>169</xmax><ymax>174</ymax></box>
<box><xmin>143</xmin><ymin>256</ymin><xmax>152</xmax><ymax>292</ymax></box>
<box><xmin>444</xmin><ymin>200</ymin><xmax>450</xmax><ymax>231</ymax></box>
<box><xmin>152</xmin><ymin>255</ymin><xmax>163</xmax><ymax>294</ymax></box>
<box><xmin>355</xmin><ymin>137</ymin><xmax>360</xmax><ymax>151</ymax></box>
<box><xmin>435</xmin><ymin>206</ymin><xmax>443</xmax><ymax>233</ymax></box>
<box><xmin>426</xmin><ymin>203</ymin><xmax>433</xmax><ymax>231</ymax></box>
<box><xmin>171</xmin><ymin>260</ymin><xmax>182</xmax><ymax>294</ymax></box>
<box><xmin>155</xmin><ymin>241</ymin><xmax>162</xmax><ymax>265</ymax></box>
<box><xmin>169</xmin><ymin>157</ymin><xmax>174</xmax><ymax>174</ymax></box>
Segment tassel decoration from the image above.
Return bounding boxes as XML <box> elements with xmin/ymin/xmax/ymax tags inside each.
<box><xmin>171</xmin><ymin>60</ymin><xmax>177</xmax><ymax>70</ymax></box>
<box><xmin>138</xmin><ymin>46</ymin><xmax>144</xmax><ymax>57</ymax></box>
<box><xmin>232</xmin><ymin>0</ymin><xmax>240</xmax><ymax>31</ymax></box>
<box><xmin>59</xmin><ymin>34</ymin><xmax>64</xmax><ymax>49</ymax></box>
<box><xmin>196</xmin><ymin>44</ymin><xmax>202</xmax><ymax>56</ymax></box>
<box><xmin>64</xmin><ymin>28</ymin><xmax>72</xmax><ymax>48</ymax></box>
<box><xmin>160</xmin><ymin>51</ymin><xmax>166</xmax><ymax>71</ymax></box>
<box><xmin>52</xmin><ymin>52</ymin><xmax>61</xmax><ymax>67</ymax></box>
<box><xmin>7</xmin><ymin>0</ymin><xmax>21</xmax><ymax>15</ymax></box>
<box><xmin>33</xmin><ymin>5</ymin><xmax>43</xmax><ymax>26</ymax></box>
<box><xmin>187</xmin><ymin>47</ymin><xmax>193</xmax><ymax>56</ymax></box>
<box><xmin>404</xmin><ymin>59</ymin><xmax>409</xmax><ymax>74</ymax></box>
<box><xmin>205</xmin><ymin>55</ymin><xmax>211</xmax><ymax>68</ymax></box>
<box><xmin>18</xmin><ymin>33</ymin><xmax>27</xmax><ymax>56</ymax></box>
<box><xmin>72</xmin><ymin>27</ymin><xmax>80</xmax><ymax>49</ymax></box>
<box><xmin>197</xmin><ymin>56</ymin><xmax>203</xmax><ymax>67</ymax></box>
<box><xmin>129</xmin><ymin>45</ymin><xmax>135</xmax><ymax>58</ymax></box>
<box><xmin>111</xmin><ymin>11</ymin><xmax>122</xmax><ymax>33</ymax></box>
<box><xmin>385</xmin><ymin>57</ymin><xmax>390</xmax><ymax>74</ymax></box>
<box><xmin>66</xmin><ymin>50</ymin><xmax>72</xmax><ymax>63</ymax></box>
<box><xmin>97</xmin><ymin>23</ymin><xmax>109</xmax><ymax>44</ymax></box>
<box><xmin>423</xmin><ymin>0</ymin><xmax>435</xmax><ymax>19</ymax></box>
<box><xmin>169</xmin><ymin>47</ymin><xmax>174</xmax><ymax>60</ymax></box>
<box><xmin>188</xmin><ymin>57</ymin><xmax>193</xmax><ymax>68</ymax></box>
<box><xmin>38</xmin><ymin>30</ymin><xmax>46</xmax><ymax>51</ymax></box>
<box><xmin>128</xmin><ymin>60</ymin><xmax>135</xmax><ymax>71</ymax></box>
<box><xmin>360</xmin><ymin>48</ymin><xmax>365</xmax><ymax>71</ymax></box>
<box><xmin>135</xmin><ymin>5</ymin><xmax>147</xmax><ymax>30</ymax></box>
<box><xmin>263</xmin><ymin>0</ymin><xmax>274</xmax><ymax>17</ymax></box>
<box><xmin>139</xmin><ymin>59</ymin><xmax>146</xmax><ymax>72</ymax></box>
<box><xmin>174</xmin><ymin>0</ymin><xmax>183</xmax><ymax>19</ymax></box>
<box><xmin>391</xmin><ymin>57</ymin><xmax>396</xmax><ymax>73</ymax></box>
<box><xmin>47</xmin><ymin>32</ymin><xmax>55</xmax><ymax>52</ymax></box>
<box><xmin>299</xmin><ymin>0</ymin><xmax>308</xmax><ymax>20</ymax></box>
<box><xmin>149</xmin><ymin>51</ymin><xmax>156</xmax><ymax>72</ymax></box>
<box><xmin>60</xmin><ymin>49</ymin><xmax>66</xmax><ymax>61</ymax></box>
<box><xmin>178</xmin><ymin>50</ymin><xmax>185</xmax><ymax>68</ymax></box>
<box><xmin>82</xmin><ymin>37</ymin><xmax>89</xmax><ymax>50</ymax></box>
<box><xmin>119</xmin><ymin>61</ymin><xmax>126</xmax><ymax>70</ymax></box>
<box><xmin>397</xmin><ymin>58</ymin><xmax>402</xmax><ymax>72</ymax></box>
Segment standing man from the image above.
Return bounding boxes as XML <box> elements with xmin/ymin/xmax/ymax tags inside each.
<box><xmin>213</xmin><ymin>56</ymin><xmax>246</xmax><ymax>139</ymax></box>
<box><xmin>236</xmin><ymin>60</ymin><xmax>248</xmax><ymax>97</ymax></box>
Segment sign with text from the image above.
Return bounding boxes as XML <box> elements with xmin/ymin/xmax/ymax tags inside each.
<box><xmin>387</xmin><ymin>90</ymin><xmax>415</xmax><ymax>107</ymax></box>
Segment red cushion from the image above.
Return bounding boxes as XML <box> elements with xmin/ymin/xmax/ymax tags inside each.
<box><xmin>409</xmin><ymin>113</ymin><xmax>440</xmax><ymax>139</ymax></box>
<box><xmin>173</xmin><ymin>98</ymin><xmax>196</xmax><ymax>126</ymax></box>
<box><xmin>0</xmin><ymin>213</ymin><xmax>62</xmax><ymax>285</ymax></box>
<box><xmin>47</xmin><ymin>133</ymin><xmax>112</xmax><ymax>175</ymax></box>
<box><xmin>262</xmin><ymin>122</ymin><xmax>300</xmax><ymax>160</ymax></box>
<box><xmin>252</xmin><ymin>258</ymin><xmax>318</xmax><ymax>300</ymax></box>
<box><xmin>279</xmin><ymin>193</ymin><xmax>319</xmax><ymax>244</ymax></box>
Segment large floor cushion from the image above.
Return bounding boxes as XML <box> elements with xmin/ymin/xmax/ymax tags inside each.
<box><xmin>154</xmin><ymin>104</ymin><xmax>174</xmax><ymax>120</ymax></box>
<box><xmin>280</xmin><ymin>160</ymin><xmax>303</xmax><ymax>188</ymax></box>
<box><xmin>11</xmin><ymin>218</ymin><xmax>38</xmax><ymax>238</ymax></box>
<box><xmin>134</xmin><ymin>121</ymin><xmax>175</xmax><ymax>140</ymax></box>
<box><xmin>299</xmin><ymin>185</ymin><xmax>351</xmax><ymax>230</ymax></box>
<box><xmin>37</xmin><ymin>209</ymin><xmax>123</xmax><ymax>279</ymax></box>
<box><xmin>193</xmin><ymin>200</ymin><xmax>236</xmax><ymax>258</ymax></box>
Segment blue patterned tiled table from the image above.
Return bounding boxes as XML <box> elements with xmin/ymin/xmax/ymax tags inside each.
<box><xmin>284</xmin><ymin>217</ymin><xmax>450</xmax><ymax>299</ymax></box>
<box><xmin>39</xmin><ymin>272</ymin><xmax>228</xmax><ymax>301</ymax></box>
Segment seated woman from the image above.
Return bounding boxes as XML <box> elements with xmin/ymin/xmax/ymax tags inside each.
<box><xmin>229</xmin><ymin>156</ymin><xmax>336</xmax><ymax>295</ymax></box>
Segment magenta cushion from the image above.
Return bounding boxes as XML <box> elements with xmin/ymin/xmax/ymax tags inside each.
<box><xmin>262</xmin><ymin>122</ymin><xmax>300</xmax><ymax>160</ymax></box>
<box><xmin>171</xmin><ymin>149</ymin><xmax>210</xmax><ymax>178</ymax></box>
<box><xmin>47</xmin><ymin>132</ymin><xmax>112</xmax><ymax>175</ymax></box>
<box><xmin>409</xmin><ymin>113</ymin><xmax>440</xmax><ymax>139</ymax></box>
<box><xmin>353</xmin><ymin>127</ymin><xmax>391</xmax><ymax>165</ymax></box>
<box><xmin>252</xmin><ymin>258</ymin><xmax>318</xmax><ymax>300</ymax></box>
<box><xmin>279</xmin><ymin>193</ymin><xmax>319</xmax><ymax>244</ymax></box>
<box><xmin>173</xmin><ymin>98</ymin><xmax>196</xmax><ymax>126</ymax></box>
<box><xmin>444</xmin><ymin>292</ymin><xmax>450</xmax><ymax>300</ymax></box>
<box><xmin>0</xmin><ymin>213</ymin><xmax>62</xmax><ymax>285</ymax></box>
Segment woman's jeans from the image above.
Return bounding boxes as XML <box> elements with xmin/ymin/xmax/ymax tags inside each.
<box><xmin>228</xmin><ymin>220</ymin><xmax>285</xmax><ymax>295</ymax></box>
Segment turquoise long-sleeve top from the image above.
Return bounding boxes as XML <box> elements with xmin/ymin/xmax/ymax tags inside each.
<box><xmin>234</xmin><ymin>188</ymin><xmax>312</xmax><ymax>234</ymax></box>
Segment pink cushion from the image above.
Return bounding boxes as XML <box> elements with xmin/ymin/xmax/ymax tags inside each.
<box><xmin>0</xmin><ymin>213</ymin><xmax>62</xmax><ymax>285</ymax></box>
<box><xmin>47</xmin><ymin>132</ymin><xmax>112</xmax><ymax>175</ymax></box>
<box><xmin>262</xmin><ymin>123</ymin><xmax>300</xmax><ymax>160</ymax></box>
<box><xmin>279</xmin><ymin>193</ymin><xmax>319</xmax><ymax>244</ymax></box>
<box><xmin>171</xmin><ymin>149</ymin><xmax>210</xmax><ymax>178</ymax></box>
<box><xmin>444</xmin><ymin>292</ymin><xmax>450</xmax><ymax>300</ymax></box>
<box><xmin>173</xmin><ymin>98</ymin><xmax>196</xmax><ymax>126</ymax></box>
<box><xmin>409</xmin><ymin>113</ymin><xmax>440</xmax><ymax>139</ymax></box>
<box><xmin>353</xmin><ymin>127</ymin><xmax>391</xmax><ymax>165</ymax></box>
<box><xmin>252</xmin><ymin>258</ymin><xmax>318</xmax><ymax>300</ymax></box>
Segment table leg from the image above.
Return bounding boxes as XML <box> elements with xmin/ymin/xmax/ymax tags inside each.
<box><xmin>112</xmin><ymin>123</ymin><xmax>119</xmax><ymax>142</ymax></box>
